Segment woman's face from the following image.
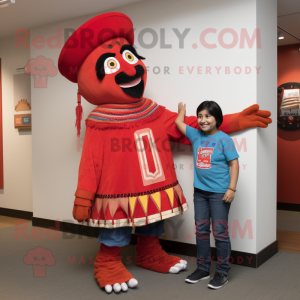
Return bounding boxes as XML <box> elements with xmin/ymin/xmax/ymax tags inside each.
<box><xmin>197</xmin><ymin>109</ymin><xmax>217</xmax><ymax>132</ymax></box>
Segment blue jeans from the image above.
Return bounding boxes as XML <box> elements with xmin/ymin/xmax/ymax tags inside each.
<box><xmin>98</xmin><ymin>220</ymin><xmax>165</xmax><ymax>247</ymax></box>
<box><xmin>194</xmin><ymin>187</ymin><xmax>231</xmax><ymax>275</ymax></box>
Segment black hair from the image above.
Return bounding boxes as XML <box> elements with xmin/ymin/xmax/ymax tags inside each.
<box><xmin>196</xmin><ymin>101</ymin><xmax>223</xmax><ymax>128</ymax></box>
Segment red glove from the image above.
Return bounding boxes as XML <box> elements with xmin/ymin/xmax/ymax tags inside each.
<box><xmin>230</xmin><ymin>104</ymin><xmax>272</xmax><ymax>132</ymax></box>
<box><xmin>72</xmin><ymin>197</ymin><xmax>92</xmax><ymax>222</ymax></box>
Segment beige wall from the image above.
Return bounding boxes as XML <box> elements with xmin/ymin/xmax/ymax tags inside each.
<box><xmin>0</xmin><ymin>35</ymin><xmax>32</xmax><ymax>212</ymax></box>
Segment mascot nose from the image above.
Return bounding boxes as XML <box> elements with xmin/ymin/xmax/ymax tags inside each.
<box><xmin>124</xmin><ymin>67</ymin><xmax>137</xmax><ymax>77</ymax></box>
<box><xmin>115</xmin><ymin>65</ymin><xmax>144</xmax><ymax>85</ymax></box>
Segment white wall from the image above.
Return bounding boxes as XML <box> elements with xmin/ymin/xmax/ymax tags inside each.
<box><xmin>256</xmin><ymin>0</ymin><xmax>277</xmax><ymax>253</ymax></box>
<box><xmin>0</xmin><ymin>36</ymin><xmax>32</xmax><ymax>212</ymax></box>
<box><xmin>31</xmin><ymin>0</ymin><xmax>277</xmax><ymax>254</ymax></box>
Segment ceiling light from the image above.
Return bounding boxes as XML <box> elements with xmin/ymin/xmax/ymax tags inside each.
<box><xmin>0</xmin><ymin>0</ymin><xmax>15</xmax><ymax>8</ymax></box>
<box><xmin>278</xmin><ymin>31</ymin><xmax>284</xmax><ymax>40</ymax></box>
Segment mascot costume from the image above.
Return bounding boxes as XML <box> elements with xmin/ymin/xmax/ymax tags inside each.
<box><xmin>58</xmin><ymin>12</ymin><xmax>272</xmax><ymax>293</ymax></box>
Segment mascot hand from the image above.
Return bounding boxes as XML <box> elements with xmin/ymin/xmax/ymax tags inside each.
<box><xmin>72</xmin><ymin>198</ymin><xmax>92</xmax><ymax>222</ymax></box>
<box><xmin>232</xmin><ymin>104</ymin><xmax>272</xmax><ymax>131</ymax></box>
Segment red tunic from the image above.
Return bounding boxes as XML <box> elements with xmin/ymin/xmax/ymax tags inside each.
<box><xmin>75</xmin><ymin>98</ymin><xmax>231</xmax><ymax>228</ymax></box>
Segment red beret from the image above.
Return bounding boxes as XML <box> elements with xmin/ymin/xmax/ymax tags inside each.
<box><xmin>58</xmin><ymin>12</ymin><xmax>134</xmax><ymax>83</ymax></box>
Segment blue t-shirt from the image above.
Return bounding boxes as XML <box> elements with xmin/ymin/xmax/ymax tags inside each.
<box><xmin>186</xmin><ymin>126</ymin><xmax>239</xmax><ymax>193</ymax></box>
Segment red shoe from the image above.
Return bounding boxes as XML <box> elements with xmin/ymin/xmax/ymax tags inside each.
<box><xmin>135</xmin><ymin>235</ymin><xmax>184</xmax><ymax>273</ymax></box>
<box><xmin>94</xmin><ymin>244</ymin><xmax>134</xmax><ymax>288</ymax></box>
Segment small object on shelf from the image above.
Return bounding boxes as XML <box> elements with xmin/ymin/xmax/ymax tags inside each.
<box><xmin>14</xmin><ymin>114</ymin><xmax>31</xmax><ymax>129</ymax></box>
<box><xmin>15</xmin><ymin>99</ymin><xmax>31</xmax><ymax>112</ymax></box>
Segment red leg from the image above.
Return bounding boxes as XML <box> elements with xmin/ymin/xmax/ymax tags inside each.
<box><xmin>135</xmin><ymin>235</ymin><xmax>181</xmax><ymax>273</ymax></box>
<box><xmin>94</xmin><ymin>244</ymin><xmax>134</xmax><ymax>288</ymax></box>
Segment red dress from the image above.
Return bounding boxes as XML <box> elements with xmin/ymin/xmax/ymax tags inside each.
<box><xmin>75</xmin><ymin>98</ymin><xmax>231</xmax><ymax>228</ymax></box>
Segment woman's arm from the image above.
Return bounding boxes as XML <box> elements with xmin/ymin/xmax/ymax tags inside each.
<box><xmin>175</xmin><ymin>102</ymin><xmax>187</xmax><ymax>136</ymax></box>
<box><xmin>222</xmin><ymin>158</ymin><xmax>239</xmax><ymax>203</ymax></box>
<box><xmin>163</xmin><ymin>104</ymin><xmax>272</xmax><ymax>144</ymax></box>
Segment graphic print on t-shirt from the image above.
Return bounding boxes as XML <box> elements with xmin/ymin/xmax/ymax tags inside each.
<box><xmin>196</xmin><ymin>147</ymin><xmax>214</xmax><ymax>169</ymax></box>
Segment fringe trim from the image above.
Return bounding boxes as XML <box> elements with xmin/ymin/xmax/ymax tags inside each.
<box><xmin>83</xmin><ymin>203</ymin><xmax>189</xmax><ymax>229</ymax></box>
<box><xmin>95</xmin><ymin>180</ymin><xmax>178</xmax><ymax>198</ymax></box>
<box><xmin>85</xmin><ymin>105</ymin><xmax>165</xmax><ymax>130</ymax></box>
<box><xmin>91</xmin><ymin>183</ymin><xmax>185</xmax><ymax>227</ymax></box>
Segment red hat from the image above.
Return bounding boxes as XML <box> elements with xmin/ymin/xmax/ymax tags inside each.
<box><xmin>58</xmin><ymin>12</ymin><xmax>134</xmax><ymax>83</ymax></box>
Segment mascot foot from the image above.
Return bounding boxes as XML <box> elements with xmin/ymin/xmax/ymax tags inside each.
<box><xmin>136</xmin><ymin>235</ymin><xmax>188</xmax><ymax>273</ymax></box>
<box><xmin>104</xmin><ymin>279</ymin><xmax>138</xmax><ymax>294</ymax></box>
<box><xmin>94</xmin><ymin>244</ymin><xmax>137</xmax><ymax>293</ymax></box>
<box><xmin>169</xmin><ymin>260</ymin><xmax>187</xmax><ymax>273</ymax></box>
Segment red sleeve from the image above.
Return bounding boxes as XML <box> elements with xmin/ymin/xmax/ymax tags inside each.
<box><xmin>218</xmin><ymin>114</ymin><xmax>231</xmax><ymax>134</ymax></box>
<box><xmin>75</xmin><ymin>126</ymin><xmax>103</xmax><ymax>201</ymax></box>
<box><xmin>162</xmin><ymin>107</ymin><xmax>192</xmax><ymax>145</ymax></box>
<box><xmin>162</xmin><ymin>107</ymin><xmax>233</xmax><ymax>144</ymax></box>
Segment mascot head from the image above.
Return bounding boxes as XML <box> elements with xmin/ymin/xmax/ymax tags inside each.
<box><xmin>58</xmin><ymin>12</ymin><xmax>147</xmax><ymax>135</ymax></box>
<box><xmin>59</xmin><ymin>12</ymin><xmax>147</xmax><ymax>105</ymax></box>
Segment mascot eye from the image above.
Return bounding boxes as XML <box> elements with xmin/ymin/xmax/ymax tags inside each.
<box><xmin>123</xmin><ymin>50</ymin><xmax>138</xmax><ymax>65</ymax></box>
<box><xmin>107</xmin><ymin>59</ymin><xmax>117</xmax><ymax>69</ymax></box>
<box><xmin>104</xmin><ymin>57</ymin><xmax>120</xmax><ymax>74</ymax></box>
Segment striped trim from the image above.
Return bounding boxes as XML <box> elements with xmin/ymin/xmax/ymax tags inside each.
<box><xmin>92</xmin><ymin>98</ymin><xmax>147</xmax><ymax>114</ymax></box>
<box><xmin>90</xmin><ymin>101</ymin><xmax>156</xmax><ymax>118</ymax></box>
<box><xmin>86</xmin><ymin>100</ymin><xmax>165</xmax><ymax>130</ymax></box>
<box><xmin>89</xmin><ymin>105</ymin><xmax>159</xmax><ymax>122</ymax></box>
<box><xmin>87</xmin><ymin>98</ymin><xmax>159</xmax><ymax>123</ymax></box>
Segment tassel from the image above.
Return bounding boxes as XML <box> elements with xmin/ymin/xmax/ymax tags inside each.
<box><xmin>75</xmin><ymin>91</ymin><xmax>83</xmax><ymax>137</ymax></box>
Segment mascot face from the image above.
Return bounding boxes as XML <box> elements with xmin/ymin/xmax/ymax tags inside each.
<box><xmin>78</xmin><ymin>37</ymin><xmax>147</xmax><ymax>105</ymax></box>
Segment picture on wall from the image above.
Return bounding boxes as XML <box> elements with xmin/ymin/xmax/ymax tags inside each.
<box><xmin>277</xmin><ymin>82</ymin><xmax>300</xmax><ymax>131</ymax></box>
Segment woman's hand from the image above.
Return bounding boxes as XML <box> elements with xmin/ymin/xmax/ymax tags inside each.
<box><xmin>178</xmin><ymin>102</ymin><xmax>186</xmax><ymax>115</ymax></box>
<box><xmin>175</xmin><ymin>102</ymin><xmax>187</xmax><ymax>136</ymax></box>
<box><xmin>222</xmin><ymin>189</ymin><xmax>235</xmax><ymax>202</ymax></box>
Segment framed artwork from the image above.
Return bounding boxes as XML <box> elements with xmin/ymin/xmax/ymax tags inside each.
<box><xmin>0</xmin><ymin>59</ymin><xmax>3</xmax><ymax>189</ymax></box>
<box><xmin>277</xmin><ymin>82</ymin><xmax>300</xmax><ymax>131</ymax></box>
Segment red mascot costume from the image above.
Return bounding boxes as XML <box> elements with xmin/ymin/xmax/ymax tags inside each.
<box><xmin>58</xmin><ymin>12</ymin><xmax>272</xmax><ymax>293</ymax></box>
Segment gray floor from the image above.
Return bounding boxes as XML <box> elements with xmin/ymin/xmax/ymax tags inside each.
<box><xmin>1</xmin><ymin>223</ymin><xmax>300</xmax><ymax>300</ymax></box>
<box><xmin>277</xmin><ymin>210</ymin><xmax>300</xmax><ymax>232</ymax></box>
